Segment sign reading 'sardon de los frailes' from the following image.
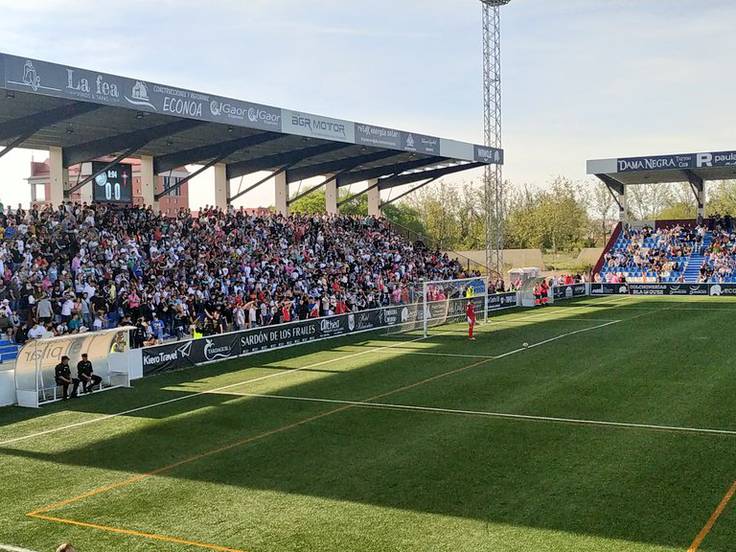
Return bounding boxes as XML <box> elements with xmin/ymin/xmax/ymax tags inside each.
<box><xmin>0</xmin><ymin>52</ymin><xmax>503</xmax><ymax>165</ymax></box>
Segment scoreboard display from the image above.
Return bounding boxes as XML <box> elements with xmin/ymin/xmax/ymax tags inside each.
<box><xmin>92</xmin><ymin>162</ymin><xmax>133</xmax><ymax>204</ymax></box>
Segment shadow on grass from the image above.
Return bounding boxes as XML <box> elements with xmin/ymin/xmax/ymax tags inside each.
<box><xmin>2</xmin><ymin>296</ymin><xmax>735</xmax><ymax>549</ymax></box>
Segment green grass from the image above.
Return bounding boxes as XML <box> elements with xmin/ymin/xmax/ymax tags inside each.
<box><xmin>1</xmin><ymin>295</ymin><xmax>736</xmax><ymax>552</ymax></box>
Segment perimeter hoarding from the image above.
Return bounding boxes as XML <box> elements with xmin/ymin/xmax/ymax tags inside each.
<box><xmin>590</xmin><ymin>283</ymin><xmax>736</xmax><ymax>296</ymax></box>
<box><xmin>0</xmin><ymin>52</ymin><xmax>502</xmax><ymax>164</ymax></box>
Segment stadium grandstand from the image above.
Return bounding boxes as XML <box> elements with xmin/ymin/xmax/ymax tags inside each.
<box><xmin>588</xmin><ymin>150</ymin><xmax>736</xmax><ymax>285</ymax></box>
<box><xmin>3</xmin><ymin>9</ymin><xmax>736</xmax><ymax>552</ymax></box>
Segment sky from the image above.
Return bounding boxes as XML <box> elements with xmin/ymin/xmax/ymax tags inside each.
<box><xmin>0</xmin><ymin>0</ymin><xmax>734</xmax><ymax>209</ymax></box>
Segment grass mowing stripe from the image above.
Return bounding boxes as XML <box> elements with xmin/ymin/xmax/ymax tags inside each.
<box><xmin>687</xmin><ymin>480</ymin><xmax>736</xmax><ymax>552</ymax></box>
<box><xmin>215</xmin><ymin>391</ymin><xmax>736</xmax><ymax>438</ymax></box>
<box><xmin>0</xmin><ymin>335</ymin><xmax>426</xmax><ymax>448</ymax></box>
<box><xmin>25</xmin><ymin>317</ymin><xmax>624</xmax><ymax>549</ymax></box>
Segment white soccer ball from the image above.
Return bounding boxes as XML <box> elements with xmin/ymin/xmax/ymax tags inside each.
<box><xmin>522</xmin><ymin>342</ymin><xmax>529</xmax><ymax>348</ymax></box>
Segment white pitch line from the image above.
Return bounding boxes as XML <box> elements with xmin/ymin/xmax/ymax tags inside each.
<box><xmin>214</xmin><ymin>391</ymin><xmax>736</xmax><ymax>438</ymax></box>
<box><xmin>491</xmin><ymin>317</ymin><xmax>622</xmax><ymax>323</ymax></box>
<box><xmin>0</xmin><ymin>335</ymin><xmax>427</xmax><ymax>447</ymax></box>
<box><xmin>0</xmin><ymin>545</ymin><xmax>41</xmax><ymax>552</ymax></box>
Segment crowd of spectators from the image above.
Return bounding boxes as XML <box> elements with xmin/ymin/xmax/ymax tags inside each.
<box><xmin>596</xmin><ymin>224</ymin><xmax>705</xmax><ymax>283</ymax></box>
<box><xmin>699</xmin><ymin>215</ymin><xmax>736</xmax><ymax>283</ymax></box>
<box><xmin>0</xmin><ymin>203</ymin><xmax>476</xmax><ymax>347</ymax></box>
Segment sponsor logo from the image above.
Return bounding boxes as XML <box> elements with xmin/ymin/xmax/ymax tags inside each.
<box><xmin>7</xmin><ymin>59</ymin><xmax>62</xmax><ymax>93</ymax></box>
<box><xmin>124</xmin><ymin>80</ymin><xmax>156</xmax><ymax>110</ymax></box>
<box><xmin>618</xmin><ymin>155</ymin><xmax>692</xmax><ymax>172</ymax></box>
<box><xmin>405</xmin><ymin>134</ymin><xmax>415</xmax><ymax>149</ymax></box>
<box><xmin>320</xmin><ymin>318</ymin><xmax>342</xmax><ymax>333</ymax></box>
<box><xmin>66</xmin><ymin>69</ymin><xmax>120</xmax><ymax>100</ymax></box>
<box><xmin>240</xmin><ymin>331</ymin><xmax>270</xmax><ymax>348</ymax></box>
<box><xmin>203</xmin><ymin>339</ymin><xmax>233</xmax><ymax>361</ymax></box>
<box><xmin>143</xmin><ymin>341</ymin><xmax>191</xmax><ymax>366</ymax></box>
<box><xmin>619</xmin><ymin>285</ymin><xmax>628</xmax><ymax>294</ymax></box>
<box><xmin>401</xmin><ymin>307</ymin><xmax>409</xmax><ymax>323</ymax></box>
<box><xmin>248</xmin><ymin>106</ymin><xmax>280</xmax><ymax>126</ymax></box>
<box><xmin>710</xmin><ymin>284</ymin><xmax>722</xmax><ymax>296</ymax></box>
<box><xmin>163</xmin><ymin>96</ymin><xmax>202</xmax><ymax>117</ymax></box>
<box><xmin>23</xmin><ymin>60</ymin><xmax>40</xmax><ymax>91</ymax></box>
<box><xmin>347</xmin><ymin>313</ymin><xmax>356</xmax><ymax>332</ymax></box>
<box><xmin>565</xmin><ymin>286</ymin><xmax>574</xmax><ymax>298</ymax></box>
<box><xmin>291</xmin><ymin>114</ymin><xmax>346</xmax><ymax>137</ymax></box>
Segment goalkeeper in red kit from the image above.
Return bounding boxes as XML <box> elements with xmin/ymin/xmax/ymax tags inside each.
<box><xmin>466</xmin><ymin>301</ymin><xmax>476</xmax><ymax>340</ymax></box>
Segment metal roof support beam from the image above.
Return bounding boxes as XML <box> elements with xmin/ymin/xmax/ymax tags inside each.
<box><xmin>154</xmin><ymin>132</ymin><xmax>282</xmax><ymax>174</ymax></box>
<box><xmin>287</xmin><ymin>173</ymin><xmax>340</xmax><ymax>205</ymax></box>
<box><xmin>381</xmin><ymin>177</ymin><xmax>440</xmax><ymax>208</ymax></box>
<box><xmin>286</xmin><ymin>150</ymin><xmax>399</xmax><ymax>183</ymax></box>
<box><xmin>0</xmin><ymin>132</ymin><xmax>34</xmax><ymax>160</ymax></box>
<box><xmin>595</xmin><ymin>173</ymin><xmax>624</xmax><ymax>196</ymax></box>
<box><xmin>65</xmin><ymin>146</ymin><xmax>139</xmax><ymax>196</ymax></box>
<box><xmin>595</xmin><ymin>174</ymin><xmax>628</xmax><ymax>222</ymax></box>
<box><xmin>336</xmin><ymin>180</ymin><xmax>382</xmax><ymax>208</ymax></box>
<box><xmin>378</xmin><ymin>162</ymin><xmax>485</xmax><ymax>190</ymax></box>
<box><xmin>63</xmin><ymin>119</ymin><xmax>202</xmax><ymax>167</ymax></box>
<box><xmin>226</xmin><ymin>143</ymin><xmax>352</xmax><ymax>180</ymax></box>
<box><xmin>155</xmin><ymin>152</ymin><xmax>229</xmax><ymax>200</ymax></box>
<box><xmin>0</xmin><ymin>102</ymin><xmax>101</xmax><ymax>142</ymax></box>
<box><xmin>228</xmin><ymin>164</ymin><xmax>293</xmax><ymax>203</ymax></box>
<box><xmin>683</xmin><ymin>169</ymin><xmax>705</xmax><ymax>217</ymax></box>
<box><xmin>336</xmin><ymin>156</ymin><xmax>444</xmax><ymax>187</ymax></box>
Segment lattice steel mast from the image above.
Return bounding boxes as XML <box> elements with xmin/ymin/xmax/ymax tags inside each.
<box><xmin>481</xmin><ymin>0</ymin><xmax>509</xmax><ymax>275</ymax></box>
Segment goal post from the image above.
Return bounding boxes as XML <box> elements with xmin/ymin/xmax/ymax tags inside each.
<box><xmin>422</xmin><ymin>277</ymin><xmax>489</xmax><ymax>337</ymax></box>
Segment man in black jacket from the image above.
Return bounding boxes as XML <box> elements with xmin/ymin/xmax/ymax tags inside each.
<box><xmin>54</xmin><ymin>355</ymin><xmax>79</xmax><ymax>400</ymax></box>
<box><xmin>77</xmin><ymin>353</ymin><xmax>102</xmax><ymax>393</ymax></box>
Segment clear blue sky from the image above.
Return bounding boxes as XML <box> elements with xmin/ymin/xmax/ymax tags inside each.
<box><xmin>0</xmin><ymin>0</ymin><xmax>734</xmax><ymax>207</ymax></box>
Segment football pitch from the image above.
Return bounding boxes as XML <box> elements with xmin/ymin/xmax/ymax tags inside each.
<box><xmin>1</xmin><ymin>295</ymin><xmax>735</xmax><ymax>552</ymax></box>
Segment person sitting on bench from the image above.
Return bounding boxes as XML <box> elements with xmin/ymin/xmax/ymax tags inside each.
<box><xmin>54</xmin><ymin>355</ymin><xmax>79</xmax><ymax>400</ymax></box>
<box><xmin>77</xmin><ymin>353</ymin><xmax>102</xmax><ymax>393</ymax></box>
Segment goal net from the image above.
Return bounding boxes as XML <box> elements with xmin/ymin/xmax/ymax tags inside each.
<box><xmin>421</xmin><ymin>277</ymin><xmax>488</xmax><ymax>337</ymax></box>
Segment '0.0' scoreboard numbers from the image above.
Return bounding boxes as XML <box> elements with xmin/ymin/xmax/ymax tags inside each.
<box><xmin>92</xmin><ymin>161</ymin><xmax>133</xmax><ymax>204</ymax></box>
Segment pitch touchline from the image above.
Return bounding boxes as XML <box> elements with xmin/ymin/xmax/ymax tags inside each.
<box><xmin>215</xmin><ymin>391</ymin><xmax>736</xmax><ymax>438</ymax></box>
<box><xmin>0</xmin><ymin>335</ymin><xmax>427</xmax><ymax>447</ymax></box>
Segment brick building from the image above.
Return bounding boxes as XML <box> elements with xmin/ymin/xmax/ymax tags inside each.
<box><xmin>28</xmin><ymin>157</ymin><xmax>189</xmax><ymax>216</ymax></box>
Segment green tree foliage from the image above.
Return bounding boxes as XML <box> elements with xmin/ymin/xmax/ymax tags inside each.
<box><xmin>288</xmin><ymin>187</ymin><xmax>427</xmax><ymax>237</ymax></box>
<box><xmin>504</xmin><ymin>177</ymin><xmax>591</xmax><ymax>252</ymax></box>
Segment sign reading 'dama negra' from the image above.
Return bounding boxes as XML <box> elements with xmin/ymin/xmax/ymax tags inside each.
<box><xmin>615</xmin><ymin>151</ymin><xmax>736</xmax><ymax>172</ymax></box>
<box><xmin>0</xmin><ymin>53</ymin><xmax>503</xmax><ymax>164</ymax></box>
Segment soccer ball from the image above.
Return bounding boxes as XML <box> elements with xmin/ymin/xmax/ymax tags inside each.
<box><xmin>522</xmin><ymin>342</ymin><xmax>529</xmax><ymax>348</ymax></box>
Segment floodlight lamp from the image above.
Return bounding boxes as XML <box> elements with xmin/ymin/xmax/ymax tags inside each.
<box><xmin>480</xmin><ymin>0</ymin><xmax>511</xmax><ymax>5</ymax></box>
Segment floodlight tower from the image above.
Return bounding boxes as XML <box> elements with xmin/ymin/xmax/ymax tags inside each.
<box><xmin>481</xmin><ymin>0</ymin><xmax>510</xmax><ymax>276</ymax></box>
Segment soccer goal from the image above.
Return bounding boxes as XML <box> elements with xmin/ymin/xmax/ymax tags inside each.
<box><xmin>421</xmin><ymin>277</ymin><xmax>488</xmax><ymax>337</ymax></box>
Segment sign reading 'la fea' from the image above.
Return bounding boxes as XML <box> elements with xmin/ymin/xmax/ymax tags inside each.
<box><xmin>0</xmin><ymin>52</ymin><xmax>502</xmax><ymax>165</ymax></box>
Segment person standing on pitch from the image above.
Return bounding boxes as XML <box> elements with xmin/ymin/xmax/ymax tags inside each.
<box><xmin>54</xmin><ymin>355</ymin><xmax>79</xmax><ymax>400</ymax></box>
<box><xmin>77</xmin><ymin>353</ymin><xmax>102</xmax><ymax>393</ymax></box>
<box><xmin>466</xmin><ymin>300</ymin><xmax>476</xmax><ymax>341</ymax></box>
